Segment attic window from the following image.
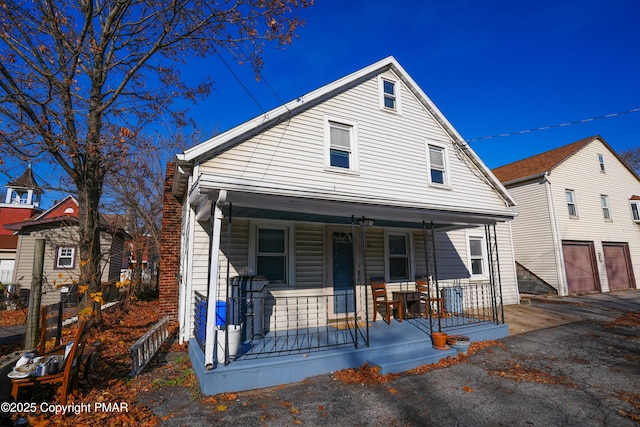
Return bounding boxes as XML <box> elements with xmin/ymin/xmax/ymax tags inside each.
<box><xmin>598</xmin><ymin>154</ymin><xmax>606</xmax><ymax>173</ymax></box>
<box><xmin>379</xmin><ymin>76</ymin><xmax>400</xmax><ymax>112</ymax></box>
<box><xmin>64</xmin><ymin>207</ymin><xmax>74</xmax><ymax>214</ymax></box>
<box><xmin>630</xmin><ymin>197</ymin><xmax>640</xmax><ymax>223</ymax></box>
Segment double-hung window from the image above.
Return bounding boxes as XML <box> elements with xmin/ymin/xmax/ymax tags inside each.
<box><xmin>566</xmin><ymin>190</ymin><xmax>578</xmax><ymax>217</ymax></box>
<box><xmin>382</xmin><ymin>79</ymin><xmax>396</xmax><ymax>110</ymax></box>
<box><xmin>256</xmin><ymin>226</ymin><xmax>288</xmax><ymax>284</ymax></box>
<box><xmin>427</xmin><ymin>143</ymin><xmax>448</xmax><ymax>186</ymax></box>
<box><xmin>56</xmin><ymin>246</ymin><xmax>75</xmax><ymax>269</ymax></box>
<box><xmin>630</xmin><ymin>198</ymin><xmax>640</xmax><ymax>222</ymax></box>
<box><xmin>467</xmin><ymin>234</ymin><xmax>487</xmax><ymax>278</ymax></box>
<box><xmin>325</xmin><ymin>117</ymin><xmax>358</xmax><ymax>172</ymax></box>
<box><xmin>386</xmin><ymin>233</ymin><xmax>410</xmax><ymax>281</ymax></box>
<box><xmin>379</xmin><ymin>76</ymin><xmax>400</xmax><ymax>112</ymax></box>
<box><xmin>598</xmin><ymin>154</ymin><xmax>606</xmax><ymax>173</ymax></box>
<box><xmin>601</xmin><ymin>195</ymin><xmax>611</xmax><ymax>220</ymax></box>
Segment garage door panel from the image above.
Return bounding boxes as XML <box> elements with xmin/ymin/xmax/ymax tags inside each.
<box><xmin>562</xmin><ymin>242</ymin><xmax>600</xmax><ymax>293</ymax></box>
<box><xmin>603</xmin><ymin>243</ymin><xmax>635</xmax><ymax>290</ymax></box>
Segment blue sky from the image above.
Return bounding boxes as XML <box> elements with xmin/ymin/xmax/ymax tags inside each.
<box><xmin>189</xmin><ymin>0</ymin><xmax>640</xmax><ymax>168</ymax></box>
<box><xmin>3</xmin><ymin>0</ymin><xmax>640</xmax><ymax>206</ymax></box>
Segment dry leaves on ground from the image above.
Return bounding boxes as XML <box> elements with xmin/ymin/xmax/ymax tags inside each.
<box><xmin>488</xmin><ymin>360</ymin><xmax>574</xmax><ymax>386</ymax></box>
<box><xmin>7</xmin><ymin>299</ymin><xmax>189</xmax><ymax>427</ymax></box>
<box><xmin>333</xmin><ymin>340</ymin><xmax>504</xmax><ymax>384</ymax></box>
<box><xmin>615</xmin><ymin>390</ymin><xmax>640</xmax><ymax>423</ymax></box>
<box><xmin>605</xmin><ymin>312</ymin><xmax>640</xmax><ymax>329</ymax></box>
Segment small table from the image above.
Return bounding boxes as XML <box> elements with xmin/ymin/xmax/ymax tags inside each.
<box><xmin>392</xmin><ymin>291</ymin><xmax>422</xmax><ymax>319</ymax></box>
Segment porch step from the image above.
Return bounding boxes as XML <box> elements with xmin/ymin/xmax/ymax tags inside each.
<box><xmin>189</xmin><ymin>320</ymin><xmax>509</xmax><ymax>395</ymax></box>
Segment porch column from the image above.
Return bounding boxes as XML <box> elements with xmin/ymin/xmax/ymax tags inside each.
<box><xmin>205</xmin><ymin>197</ymin><xmax>226</xmax><ymax>369</ymax></box>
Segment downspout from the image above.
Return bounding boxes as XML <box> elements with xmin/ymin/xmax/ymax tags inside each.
<box><xmin>204</xmin><ymin>190</ymin><xmax>228</xmax><ymax>369</ymax></box>
<box><xmin>544</xmin><ymin>173</ymin><xmax>568</xmax><ymax>296</ymax></box>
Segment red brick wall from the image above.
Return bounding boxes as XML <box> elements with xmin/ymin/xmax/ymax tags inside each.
<box><xmin>159</xmin><ymin>161</ymin><xmax>181</xmax><ymax>319</ymax></box>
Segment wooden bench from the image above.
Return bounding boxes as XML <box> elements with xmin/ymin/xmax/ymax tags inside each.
<box><xmin>11</xmin><ymin>318</ymin><xmax>93</xmax><ymax>405</ymax></box>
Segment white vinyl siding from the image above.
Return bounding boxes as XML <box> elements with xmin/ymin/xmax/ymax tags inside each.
<box><xmin>504</xmin><ymin>181</ymin><xmax>562</xmax><ymax>290</ymax></box>
<box><xmin>505</xmin><ymin>137</ymin><xmax>640</xmax><ymax>295</ymax></box>
<box><xmin>198</xmin><ymin>70</ymin><xmax>508</xmax><ymax>214</ymax></box>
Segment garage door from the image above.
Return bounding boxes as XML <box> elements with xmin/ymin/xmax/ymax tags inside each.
<box><xmin>603</xmin><ymin>242</ymin><xmax>635</xmax><ymax>290</ymax></box>
<box><xmin>562</xmin><ymin>241</ymin><xmax>600</xmax><ymax>293</ymax></box>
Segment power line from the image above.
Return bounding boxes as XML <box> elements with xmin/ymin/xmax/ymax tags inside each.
<box><xmin>466</xmin><ymin>107</ymin><xmax>640</xmax><ymax>143</ymax></box>
<box><xmin>215</xmin><ymin>50</ymin><xmax>266</xmax><ymax>113</ymax></box>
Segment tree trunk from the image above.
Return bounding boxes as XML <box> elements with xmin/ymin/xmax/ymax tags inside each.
<box><xmin>75</xmin><ymin>173</ymin><xmax>104</xmax><ymax>319</ymax></box>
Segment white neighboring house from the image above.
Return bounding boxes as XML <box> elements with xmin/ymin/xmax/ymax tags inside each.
<box><xmin>169</xmin><ymin>56</ymin><xmax>519</xmax><ymax>368</ymax></box>
<box><xmin>493</xmin><ymin>136</ymin><xmax>640</xmax><ymax>295</ymax></box>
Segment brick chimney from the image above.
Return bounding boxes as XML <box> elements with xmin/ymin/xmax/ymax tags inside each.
<box><xmin>159</xmin><ymin>161</ymin><xmax>181</xmax><ymax>319</ymax></box>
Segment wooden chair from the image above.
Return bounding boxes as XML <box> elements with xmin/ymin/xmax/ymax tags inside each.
<box><xmin>36</xmin><ymin>303</ymin><xmax>101</xmax><ymax>380</ymax></box>
<box><xmin>12</xmin><ymin>318</ymin><xmax>93</xmax><ymax>405</ymax></box>
<box><xmin>416</xmin><ymin>277</ymin><xmax>444</xmax><ymax>317</ymax></box>
<box><xmin>37</xmin><ymin>303</ymin><xmax>63</xmax><ymax>355</ymax></box>
<box><xmin>371</xmin><ymin>277</ymin><xmax>403</xmax><ymax>324</ymax></box>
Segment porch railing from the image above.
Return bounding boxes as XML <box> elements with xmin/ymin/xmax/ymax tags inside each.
<box><xmin>193</xmin><ymin>290</ymin><xmax>367</xmax><ymax>358</ymax></box>
<box><xmin>193</xmin><ymin>280</ymin><xmax>502</xmax><ymax>362</ymax></box>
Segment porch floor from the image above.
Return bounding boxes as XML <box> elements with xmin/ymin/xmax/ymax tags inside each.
<box><xmin>189</xmin><ymin>316</ymin><xmax>509</xmax><ymax>395</ymax></box>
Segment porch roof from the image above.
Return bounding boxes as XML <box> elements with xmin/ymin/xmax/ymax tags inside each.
<box><xmin>189</xmin><ymin>176</ymin><xmax>516</xmax><ymax>229</ymax></box>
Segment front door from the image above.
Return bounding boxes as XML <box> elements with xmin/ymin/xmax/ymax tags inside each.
<box><xmin>326</xmin><ymin>226</ymin><xmax>362</xmax><ymax>319</ymax></box>
<box><xmin>332</xmin><ymin>231</ymin><xmax>354</xmax><ymax>314</ymax></box>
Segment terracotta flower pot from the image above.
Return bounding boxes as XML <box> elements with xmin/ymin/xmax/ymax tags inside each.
<box><xmin>431</xmin><ymin>331</ymin><xmax>448</xmax><ymax>349</ymax></box>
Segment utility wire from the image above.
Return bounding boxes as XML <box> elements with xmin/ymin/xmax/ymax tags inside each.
<box><xmin>215</xmin><ymin>50</ymin><xmax>266</xmax><ymax>113</ymax></box>
<box><xmin>466</xmin><ymin>107</ymin><xmax>640</xmax><ymax>143</ymax></box>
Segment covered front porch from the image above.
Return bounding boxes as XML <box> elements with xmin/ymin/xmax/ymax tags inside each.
<box><xmin>178</xmin><ymin>178</ymin><xmax>515</xmax><ymax>394</ymax></box>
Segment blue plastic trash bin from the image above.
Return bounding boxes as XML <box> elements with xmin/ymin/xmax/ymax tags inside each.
<box><xmin>215</xmin><ymin>300</ymin><xmax>226</xmax><ymax>327</ymax></box>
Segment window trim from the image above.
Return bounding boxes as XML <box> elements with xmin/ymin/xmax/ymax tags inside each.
<box><xmin>630</xmin><ymin>200</ymin><xmax>640</xmax><ymax>223</ymax></box>
<box><xmin>466</xmin><ymin>232</ymin><xmax>488</xmax><ymax>280</ymax></box>
<box><xmin>425</xmin><ymin>140</ymin><xmax>450</xmax><ymax>188</ymax></box>
<box><xmin>324</xmin><ymin>116</ymin><xmax>359</xmax><ymax>174</ymax></box>
<box><xmin>383</xmin><ymin>230</ymin><xmax>413</xmax><ymax>283</ymax></box>
<box><xmin>565</xmin><ymin>189</ymin><xmax>578</xmax><ymax>218</ymax></box>
<box><xmin>601</xmin><ymin>194</ymin><xmax>612</xmax><ymax>221</ymax></box>
<box><xmin>55</xmin><ymin>246</ymin><xmax>76</xmax><ymax>269</ymax></box>
<box><xmin>378</xmin><ymin>76</ymin><xmax>401</xmax><ymax>113</ymax></box>
<box><xmin>248</xmin><ymin>220</ymin><xmax>295</xmax><ymax>287</ymax></box>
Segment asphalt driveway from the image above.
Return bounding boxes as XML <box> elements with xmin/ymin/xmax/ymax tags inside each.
<box><xmin>140</xmin><ymin>290</ymin><xmax>640</xmax><ymax>426</ymax></box>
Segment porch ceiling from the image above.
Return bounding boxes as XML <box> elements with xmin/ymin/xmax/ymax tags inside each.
<box><xmin>192</xmin><ymin>184</ymin><xmax>515</xmax><ymax>230</ymax></box>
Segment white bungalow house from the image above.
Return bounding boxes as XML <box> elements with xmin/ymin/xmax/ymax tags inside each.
<box><xmin>167</xmin><ymin>56</ymin><xmax>519</xmax><ymax>394</ymax></box>
<box><xmin>493</xmin><ymin>136</ymin><xmax>640</xmax><ymax>295</ymax></box>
